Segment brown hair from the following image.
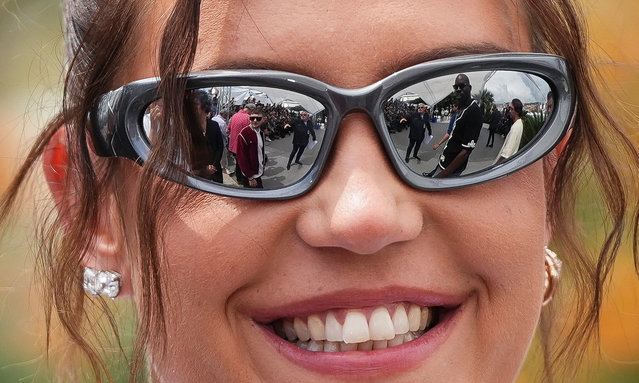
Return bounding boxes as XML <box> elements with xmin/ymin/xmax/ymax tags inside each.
<box><xmin>1</xmin><ymin>0</ymin><xmax>638</xmax><ymax>382</ymax></box>
<box><xmin>511</xmin><ymin>98</ymin><xmax>523</xmax><ymax>117</ymax></box>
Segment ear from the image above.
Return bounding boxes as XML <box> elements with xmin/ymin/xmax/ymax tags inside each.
<box><xmin>554</xmin><ymin>128</ymin><xmax>572</xmax><ymax>158</ymax></box>
<box><xmin>43</xmin><ymin>127</ymin><xmax>132</xmax><ymax>297</ymax></box>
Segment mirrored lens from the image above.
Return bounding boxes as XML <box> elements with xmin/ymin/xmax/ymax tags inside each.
<box><xmin>384</xmin><ymin>70</ymin><xmax>553</xmax><ymax>178</ymax></box>
<box><xmin>143</xmin><ymin>86</ymin><xmax>327</xmax><ymax>190</ymax></box>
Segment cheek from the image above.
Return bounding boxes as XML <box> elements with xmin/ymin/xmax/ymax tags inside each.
<box><xmin>113</xmin><ymin>164</ymin><xmax>272</xmax><ymax>315</ymax></box>
<box><xmin>441</xmin><ymin>163</ymin><xmax>547</xmax><ymax>376</ymax></box>
<box><xmin>162</xmin><ymin>197</ymin><xmax>268</xmax><ymax>301</ymax></box>
<box><xmin>157</xmin><ymin>193</ymin><xmax>303</xmax><ymax>314</ymax></box>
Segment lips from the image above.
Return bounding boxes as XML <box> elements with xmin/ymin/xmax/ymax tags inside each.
<box><xmin>269</xmin><ymin>303</ymin><xmax>438</xmax><ymax>352</ymax></box>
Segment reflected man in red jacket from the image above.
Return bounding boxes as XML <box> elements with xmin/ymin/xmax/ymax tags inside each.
<box><xmin>236</xmin><ymin>106</ymin><xmax>267</xmax><ymax>188</ymax></box>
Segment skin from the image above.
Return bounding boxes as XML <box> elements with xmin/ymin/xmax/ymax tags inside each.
<box><xmin>78</xmin><ymin>0</ymin><xmax>552</xmax><ymax>382</ymax></box>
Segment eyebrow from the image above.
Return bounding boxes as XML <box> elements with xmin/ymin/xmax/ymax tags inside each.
<box><xmin>200</xmin><ymin>43</ymin><xmax>510</xmax><ymax>80</ymax></box>
<box><xmin>384</xmin><ymin>43</ymin><xmax>509</xmax><ymax>76</ymax></box>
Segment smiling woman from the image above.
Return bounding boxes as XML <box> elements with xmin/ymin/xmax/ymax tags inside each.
<box><xmin>1</xmin><ymin>0</ymin><xmax>638</xmax><ymax>382</ymax></box>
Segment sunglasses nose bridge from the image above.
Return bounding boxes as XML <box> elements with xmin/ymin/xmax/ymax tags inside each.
<box><xmin>327</xmin><ymin>84</ymin><xmax>382</xmax><ymax>120</ymax></box>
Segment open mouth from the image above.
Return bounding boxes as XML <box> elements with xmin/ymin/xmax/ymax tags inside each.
<box><xmin>267</xmin><ymin>302</ymin><xmax>441</xmax><ymax>352</ymax></box>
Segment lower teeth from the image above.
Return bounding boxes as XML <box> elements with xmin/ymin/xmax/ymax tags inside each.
<box><xmin>291</xmin><ymin>330</ymin><xmax>425</xmax><ymax>352</ymax></box>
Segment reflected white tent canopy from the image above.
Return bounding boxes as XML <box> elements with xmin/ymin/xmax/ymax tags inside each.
<box><xmin>207</xmin><ymin>71</ymin><xmax>550</xmax><ymax>116</ymax></box>
<box><xmin>390</xmin><ymin>70</ymin><xmax>551</xmax><ymax>107</ymax></box>
<box><xmin>213</xmin><ymin>86</ymin><xmax>325</xmax><ymax>115</ymax></box>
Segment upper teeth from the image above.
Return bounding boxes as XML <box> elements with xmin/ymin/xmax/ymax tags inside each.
<box><xmin>276</xmin><ymin>303</ymin><xmax>432</xmax><ymax>345</ymax></box>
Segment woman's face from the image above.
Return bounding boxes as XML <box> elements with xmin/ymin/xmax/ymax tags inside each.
<box><xmin>123</xmin><ymin>1</ymin><xmax>549</xmax><ymax>381</ymax></box>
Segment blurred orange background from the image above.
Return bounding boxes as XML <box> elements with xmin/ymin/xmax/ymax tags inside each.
<box><xmin>1</xmin><ymin>1</ymin><xmax>638</xmax><ymax>382</ymax></box>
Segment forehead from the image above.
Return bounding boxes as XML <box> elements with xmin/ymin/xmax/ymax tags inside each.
<box><xmin>134</xmin><ymin>1</ymin><xmax>530</xmax><ymax>86</ymax></box>
<box><xmin>454</xmin><ymin>75</ymin><xmax>470</xmax><ymax>84</ymax></box>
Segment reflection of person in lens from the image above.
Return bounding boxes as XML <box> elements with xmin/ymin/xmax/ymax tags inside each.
<box><xmin>227</xmin><ymin>102</ymin><xmax>255</xmax><ymax>183</ymax></box>
<box><xmin>545</xmin><ymin>91</ymin><xmax>553</xmax><ymax>116</ymax></box>
<box><xmin>212</xmin><ymin>110</ymin><xmax>233</xmax><ymax>175</ymax></box>
<box><xmin>285</xmin><ymin>111</ymin><xmax>317</xmax><ymax>170</ymax></box>
<box><xmin>486</xmin><ymin>104</ymin><xmax>501</xmax><ymax>147</ymax></box>
<box><xmin>236</xmin><ymin>107</ymin><xmax>267</xmax><ymax>188</ymax></box>
<box><xmin>401</xmin><ymin>103</ymin><xmax>432</xmax><ymax>163</ymax></box>
<box><xmin>187</xmin><ymin>91</ymin><xmax>224</xmax><ymax>182</ymax></box>
<box><xmin>427</xmin><ymin>74</ymin><xmax>482</xmax><ymax>178</ymax></box>
<box><xmin>495</xmin><ymin>98</ymin><xmax>524</xmax><ymax>165</ymax></box>
<box><xmin>433</xmin><ymin>103</ymin><xmax>459</xmax><ymax>150</ymax></box>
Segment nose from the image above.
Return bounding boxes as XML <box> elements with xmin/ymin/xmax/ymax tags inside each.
<box><xmin>295</xmin><ymin>114</ymin><xmax>423</xmax><ymax>255</ymax></box>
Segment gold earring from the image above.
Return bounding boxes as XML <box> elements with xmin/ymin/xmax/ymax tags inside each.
<box><xmin>542</xmin><ymin>247</ymin><xmax>562</xmax><ymax>306</ymax></box>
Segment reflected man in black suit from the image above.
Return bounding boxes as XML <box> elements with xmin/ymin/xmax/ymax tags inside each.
<box><xmin>285</xmin><ymin>111</ymin><xmax>317</xmax><ymax>170</ymax></box>
<box><xmin>401</xmin><ymin>103</ymin><xmax>432</xmax><ymax>163</ymax></box>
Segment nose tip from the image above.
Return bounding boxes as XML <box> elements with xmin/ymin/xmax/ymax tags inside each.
<box><xmin>297</xmin><ymin>172</ymin><xmax>423</xmax><ymax>254</ymax></box>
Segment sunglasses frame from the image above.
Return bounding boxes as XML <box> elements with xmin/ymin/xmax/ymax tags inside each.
<box><xmin>90</xmin><ymin>53</ymin><xmax>575</xmax><ymax>200</ymax></box>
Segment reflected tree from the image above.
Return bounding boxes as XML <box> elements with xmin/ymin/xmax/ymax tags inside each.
<box><xmin>473</xmin><ymin>89</ymin><xmax>495</xmax><ymax>123</ymax></box>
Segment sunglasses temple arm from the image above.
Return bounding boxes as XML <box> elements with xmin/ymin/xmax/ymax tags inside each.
<box><xmin>89</xmin><ymin>89</ymin><xmax>140</xmax><ymax>161</ymax></box>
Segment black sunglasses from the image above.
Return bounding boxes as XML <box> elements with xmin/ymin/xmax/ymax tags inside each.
<box><xmin>452</xmin><ymin>83</ymin><xmax>468</xmax><ymax>90</ymax></box>
<box><xmin>249</xmin><ymin>116</ymin><xmax>263</xmax><ymax>121</ymax></box>
<box><xmin>90</xmin><ymin>53</ymin><xmax>574</xmax><ymax>200</ymax></box>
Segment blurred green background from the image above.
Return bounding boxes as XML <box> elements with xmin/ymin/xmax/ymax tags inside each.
<box><xmin>1</xmin><ymin>0</ymin><xmax>638</xmax><ymax>382</ymax></box>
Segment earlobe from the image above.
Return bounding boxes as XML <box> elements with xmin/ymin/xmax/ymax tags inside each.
<box><xmin>42</xmin><ymin>127</ymin><xmax>132</xmax><ymax>297</ymax></box>
<box><xmin>85</xmin><ymin>194</ymin><xmax>133</xmax><ymax>298</ymax></box>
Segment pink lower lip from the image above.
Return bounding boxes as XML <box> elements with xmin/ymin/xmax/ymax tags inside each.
<box><xmin>257</xmin><ymin>306</ymin><xmax>460</xmax><ymax>379</ymax></box>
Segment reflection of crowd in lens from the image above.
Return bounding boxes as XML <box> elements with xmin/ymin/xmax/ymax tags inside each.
<box><xmin>227</xmin><ymin>97</ymin><xmax>301</xmax><ymax>140</ymax></box>
<box><xmin>383</xmin><ymin>99</ymin><xmax>415</xmax><ymax>133</ymax></box>
<box><xmin>182</xmin><ymin>92</ymin><xmax>320</xmax><ymax>188</ymax></box>
<box><xmin>180</xmin><ymin>79</ymin><xmax>552</xmax><ymax>185</ymax></box>
<box><xmin>384</xmin><ymin>74</ymin><xmax>553</xmax><ymax>178</ymax></box>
